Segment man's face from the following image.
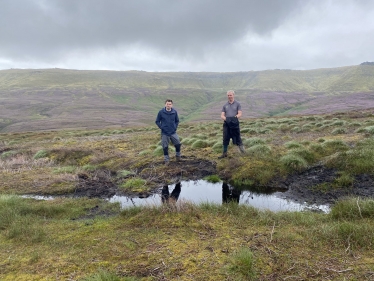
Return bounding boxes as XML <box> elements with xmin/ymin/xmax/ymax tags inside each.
<box><xmin>165</xmin><ymin>102</ymin><xmax>173</xmax><ymax>110</ymax></box>
<box><xmin>227</xmin><ymin>92</ymin><xmax>234</xmax><ymax>103</ymax></box>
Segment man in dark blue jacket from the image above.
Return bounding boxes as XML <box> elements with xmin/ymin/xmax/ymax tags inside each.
<box><xmin>155</xmin><ymin>99</ymin><xmax>182</xmax><ymax>165</ymax></box>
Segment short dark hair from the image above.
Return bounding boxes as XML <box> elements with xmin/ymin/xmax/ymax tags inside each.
<box><xmin>165</xmin><ymin>99</ymin><xmax>173</xmax><ymax>103</ymax></box>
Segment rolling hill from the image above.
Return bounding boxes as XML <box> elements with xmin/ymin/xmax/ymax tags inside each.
<box><xmin>1</xmin><ymin>64</ymin><xmax>374</xmax><ymax>132</ymax></box>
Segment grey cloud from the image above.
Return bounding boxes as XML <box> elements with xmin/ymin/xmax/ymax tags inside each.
<box><xmin>0</xmin><ymin>0</ymin><xmax>373</xmax><ymax>71</ymax></box>
<box><xmin>0</xmin><ymin>0</ymin><xmax>305</xmax><ymax>61</ymax></box>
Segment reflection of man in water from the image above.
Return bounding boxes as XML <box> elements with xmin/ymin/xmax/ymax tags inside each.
<box><xmin>222</xmin><ymin>182</ymin><xmax>241</xmax><ymax>203</ymax></box>
<box><xmin>161</xmin><ymin>182</ymin><xmax>181</xmax><ymax>203</ymax></box>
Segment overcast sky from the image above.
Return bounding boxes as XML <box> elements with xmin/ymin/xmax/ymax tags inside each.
<box><xmin>0</xmin><ymin>0</ymin><xmax>373</xmax><ymax>72</ymax></box>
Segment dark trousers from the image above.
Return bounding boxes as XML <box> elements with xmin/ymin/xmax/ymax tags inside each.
<box><xmin>161</xmin><ymin>182</ymin><xmax>181</xmax><ymax>203</ymax></box>
<box><xmin>223</xmin><ymin>121</ymin><xmax>242</xmax><ymax>146</ymax></box>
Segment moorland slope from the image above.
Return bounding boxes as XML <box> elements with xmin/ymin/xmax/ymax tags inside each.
<box><xmin>1</xmin><ymin>64</ymin><xmax>374</xmax><ymax>132</ymax></box>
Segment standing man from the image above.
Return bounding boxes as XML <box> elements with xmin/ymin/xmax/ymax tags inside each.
<box><xmin>155</xmin><ymin>99</ymin><xmax>182</xmax><ymax>165</ymax></box>
<box><xmin>219</xmin><ymin>90</ymin><xmax>245</xmax><ymax>158</ymax></box>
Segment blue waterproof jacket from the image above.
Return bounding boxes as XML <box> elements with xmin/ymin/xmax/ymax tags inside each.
<box><xmin>155</xmin><ymin>107</ymin><xmax>179</xmax><ymax>136</ymax></box>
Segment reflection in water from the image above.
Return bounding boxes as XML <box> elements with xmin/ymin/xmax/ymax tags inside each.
<box><xmin>25</xmin><ymin>180</ymin><xmax>330</xmax><ymax>212</ymax></box>
<box><xmin>222</xmin><ymin>182</ymin><xmax>241</xmax><ymax>204</ymax></box>
<box><xmin>161</xmin><ymin>182</ymin><xmax>181</xmax><ymax>204</ymax></box>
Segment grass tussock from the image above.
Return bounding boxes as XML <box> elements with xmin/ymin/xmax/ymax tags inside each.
<box><xmin>227</xmin><ymin>248</ymin><xmax>256</xmax><ymax>280</ymax></box>
<box><xmin>204</xmin><ymin>174</ymin><xmax>221</xmax><ymax>183</ymax></box>
<box><xmin>121</xmin><ymin>177</ymin><xmax>147</xmax><ymax>192</ymax></box>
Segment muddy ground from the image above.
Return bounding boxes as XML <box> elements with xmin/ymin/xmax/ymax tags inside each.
<box><xmin>274</xmin><ymin>165</ymin><xmax>374</xmax><ymax>206</ymax></box>
<box><xmin>74</xmin><ymin>156</ymin><xmax>216</xmax><ymax>198</ymax></box>
<box><xmin>73</xmin><ymin>157</ymin><xmax>374</xmax><ymax>207</ymax></box>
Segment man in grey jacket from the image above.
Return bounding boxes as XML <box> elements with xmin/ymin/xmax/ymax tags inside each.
<box><xmin>219</xmin><ymin>90</ymin><xmax>245</xmax><ymax>158</ymax></box>
<box><xmin>155</xmin><ymin>99</ymin><xmax>182</xmax><ymax>165</ymax></box>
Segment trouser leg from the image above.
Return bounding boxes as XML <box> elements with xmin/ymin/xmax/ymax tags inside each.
<box><xmin>170</xmin><ymin>133</ymin><xmax>181</xmax><ymax>157</ymax></box>
<box><xmin>161</xmin><ymin>185</ymin><xmax>170</xmax><ymax>203</ymax></box>
<box><xmin>218</xmin><ymin>124</ymin><xmax>230</xmax><ymax>158</ymax></box>
<box><xmin>222</xmin><ymin>123</ymin><xmax>230</xmax><ymax>153</ymax></box>
<box><xmin>161</xmin><ymin>135</ymin><xmax>170</xmax><ymax>161</ymax></box>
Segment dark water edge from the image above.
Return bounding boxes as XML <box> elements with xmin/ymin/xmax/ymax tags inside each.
<box><xmin>21</xmin><ymin>180</ymin><xmax>330</xmax><ymax>213</ymax></box>
<box><xmin>110</xmin><ymin>180</ymin><xmax>330</xmax><ymax>213</ymax></box>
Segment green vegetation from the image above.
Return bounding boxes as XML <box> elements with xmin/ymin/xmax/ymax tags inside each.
<box><xmin>33</xmin><ymin>149</ymin><xmax>49</xmax><ymax>159</ymax></box>
<box><xmin>1</xmin><ymin>195</ymin><xmax>374</xmax><ymax>280</ymax></box>
<box><xmin>204</xmin><ymin>174</ymin><xmax>221</xmax><ymax>183</ymax></box>
<box><xmin>228</xmin><ymin>248</ymin><xmax>256</xmax><ymax>280</ymax></box>
<box><xmin>121</xmin><ymin>178</ymin><xmax>147</xmax><ymax>192</ymax></box>
<box><xmin>81</xmin><ymin>270</ymin><xmax>139</xmax><ymax>281</ymax></box>
<box><xmin>1</xmin><ymin>109</ymin><xmax>374</xmax><ymax>279</ymax></box>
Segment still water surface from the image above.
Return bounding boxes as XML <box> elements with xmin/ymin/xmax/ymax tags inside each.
<box><xmin>110</xmin><ymin>180</ymin><xmax>330</xmax><ymax>213</ymax></box>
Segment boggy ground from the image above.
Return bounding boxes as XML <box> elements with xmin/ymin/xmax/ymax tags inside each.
<box><xmin>2</xmin><ymin>108</ymin><xmax>374</xmax><ymax>208</ymax></box>
<box><xmin>74</xmin><ymin>158</ymin><xmax>374</xmax><ymax>208</ymax></box>
<box><xmin>272</xmin><ymin>165</ymin><xmax>374</xmax><ymax>206</ymax></box>
<box><xmin>74</xmin><ymin>156</ymin><xmax>216</xmax><ymax>198</ymax></box>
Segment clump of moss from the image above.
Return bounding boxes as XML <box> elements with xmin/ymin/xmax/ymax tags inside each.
<box><xmin>121</xmin><ymin>178</ymin><xmax>147</xmax><ymax>191</ymax></box>
<box><xmin>204</xmin><ymin>175</ymin><xmax>221</xmax><ymax>183</ymax></box>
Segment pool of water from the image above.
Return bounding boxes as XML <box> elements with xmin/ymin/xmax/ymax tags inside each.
<box><xmin>110</xmin><ymin>180</ymin><xmax>330</xmax><ymax>213</ymax></box>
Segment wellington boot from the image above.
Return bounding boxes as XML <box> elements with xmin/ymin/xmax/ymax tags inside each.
<box><xmin>218</xmin><ymin>152</ymin><xmax>227</xmax><ymax>159</ymax></box>
<box><xmin>239</xmin><ymin>145</ymin><xmax>246</xmax><ymax>154</ymax></box>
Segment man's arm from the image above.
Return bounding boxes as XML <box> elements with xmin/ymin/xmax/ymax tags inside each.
<box><xmin>221</xmin><ymin>111</ymin><xmax>226</xmax><ymax>121</ymax></box>
<box><xmin>236</xmin><ymin>110</ymin><xmax>242</xmax><ymax>119</ymax></box>
<box><xmin>155</xmin><ymin>112</ymin><xmax>162</xmax><ymax>129</ymax></box>
<box><xmin>175</xmin><ymin>112</ymin><xmax>179</xmax><ymax>128</ymax></box>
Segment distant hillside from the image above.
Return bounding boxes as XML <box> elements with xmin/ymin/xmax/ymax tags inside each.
<box><xmin>1</xmin><ymin>65</ymin><xmax>374</xmax><ymax>132</ymax></box>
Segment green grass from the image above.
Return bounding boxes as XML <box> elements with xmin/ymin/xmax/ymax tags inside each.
<box><xmin>53</xmin><ymin>165</ymin><xmax>77</xmax><ymax>174</ymax></box>
<box><xmin>1</xmin><ymin>196</ymin><xmax>374</xmax><ymax>279</ymax></box>
<box><xmin>284</xmin><ymin>140</ymin><xmax>303</xmax><ymax>149</ymax></box>
<box><xmin>227</xmin><ymin>248</ymin><xmax>256</xmax><ymax>280</ymax></box>
<box><xmin>191</xmin><ymin>139</ymin><xmax>209</xmax><ymax>149</ymax></box>
<box><xmin>204</xmin><ymin>174</ymin><xmax>221</xmax><ymax>183</ymax></box>
<box><xmin>1</xmin><ymin>150</ymin><xmax>17</xmax><ymax>159</ymax></box>
<box><xmin>81</xmin><ymin>270</ymin><xmax>139</xmax><ymax>281</ymax></box>
<box><xmin>247</xmin><ymin>144</ymin><xmax>272</xmax><ymax>157</ymax></box>
<box><xmin>121</xmin><ymin>178</ymin><xmax>147</xmax><ymax>191</ymax></box>
<box><xmin>33</xmin><ymin>149</ymin><xmax>49</xmax><ymax>159</ymax></box>
<box><xmin>243</xmin><ymin>137</ymin><xmax>266</xmax><ymax>147</ymax></box>
<box><xmin>2</xmin><ymin>108</ymin><xmax>374</xmax><ymax>279</ymax></box>
<box><xmin>280</xmin><ymin>153</ymin><xmax>308</xmax><ymax>171</ymax></box>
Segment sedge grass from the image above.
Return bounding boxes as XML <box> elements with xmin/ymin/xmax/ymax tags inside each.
<box><xmin>1</xmin><ymin>196</ymin><xmax>374</xmax><ymax>280</ymax></box>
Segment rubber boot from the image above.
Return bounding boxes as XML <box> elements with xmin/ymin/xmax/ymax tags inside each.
<box><xmin>218</xmin><ymin>152</ymin><xmax>227</xmax><ymax>159</ymax></box>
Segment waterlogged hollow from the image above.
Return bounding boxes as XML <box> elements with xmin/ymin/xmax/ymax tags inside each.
<box><xmin>22</xmin><ymin>180</ymin><xmax>330</xmax><ymax>213</ymax></box>
<box><xmin>110</xmin><ymin>180</ymin><xmax>330</xmax><ymax>213</ymax></box>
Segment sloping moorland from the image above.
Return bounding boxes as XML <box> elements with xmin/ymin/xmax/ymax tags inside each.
<box><xmin>1</xmin><ymin>107</ymin><xmax>374</xmax><ymax>280</ymax></box>
<box><xmin>1</xmin><ymin>64</ymin><xmax>374</xmax><ymax>132</ymax></box>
